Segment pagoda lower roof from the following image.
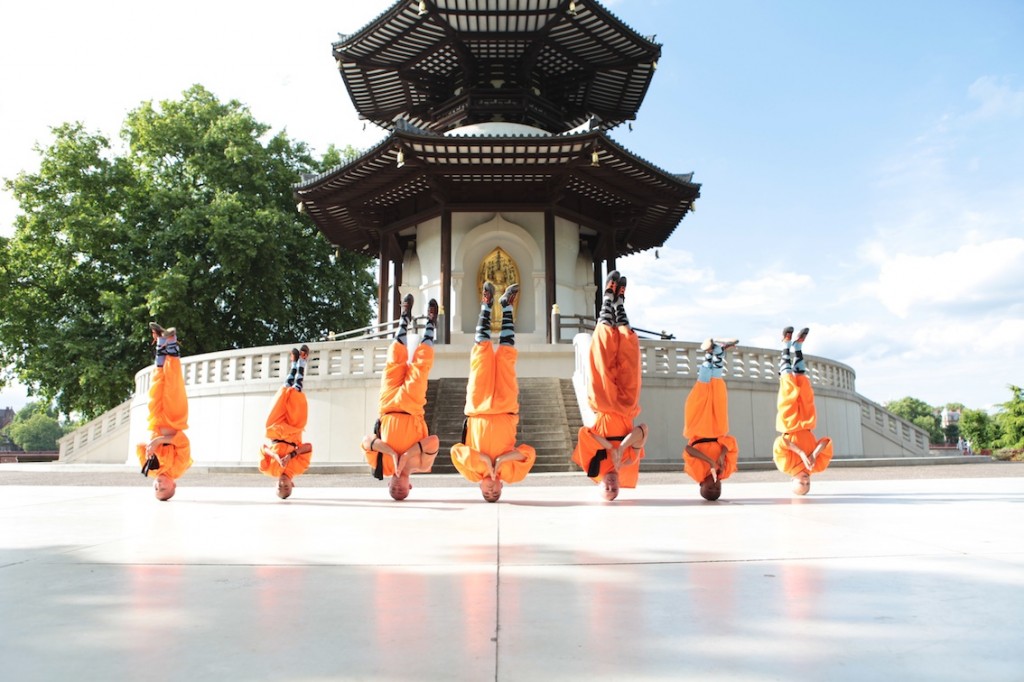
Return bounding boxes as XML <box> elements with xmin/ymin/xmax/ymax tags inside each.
<box><xmin>294</xmin><ymin>127</ymin><xmax>699</xmax><ymax>258</ymax></box>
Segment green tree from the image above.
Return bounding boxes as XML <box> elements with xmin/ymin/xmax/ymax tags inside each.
<box><xmin>0</xmin><ymin>86</ymin><xmax>374</xmax><ymax>418</ymax></box>
<box><xmin>4</xmin><ymin>401</ymin><xmax>64</xmax><ymax>451</ymax></box>
<box><xmin>995</xmin><ymin>385</ymin><xmax>1024</xmax><ymax>449</ymax></box>
<box><xmin>884</xmin><ymin>396</ymin><xmax>943</xmax><ymax>444</ymax></box>
<box><xmin>959</xmin><ymin>408</ymin><xmax>995</xmax><ymax>450</ymax></box>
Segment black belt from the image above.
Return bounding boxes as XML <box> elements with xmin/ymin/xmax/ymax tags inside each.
<box><xmin>587</xmin><ymin>435</ymin><xmax>625</xmax><ymax>478</ymax></box>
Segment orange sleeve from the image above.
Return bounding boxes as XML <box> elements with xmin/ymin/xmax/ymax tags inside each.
<box><xmin>571</xmin><ymin>413</ymin><xmax>643</xmax><ymax>488</ymax></box>
<box><xmin>362</xmin><ymin>413</ymin><xmax>430</xmax><ymax>478</ymax></box>
<box><xmin>772</xmin><ymin>430</ymin><xmax>832</xmax><ymax>476</ymax></box>
<box><xmin>497</xmin><ymin>443</ymin><xmax>536</xmax><ymax>484</ymax></box>
<box><xmin>450</xmin><ymin>441</ymin><xmax>536</xmax><ymax>483</ymax></box>
<box><xmin>137</xmin><ymin>434</ymin><xmax>192</xmax><ymax>481</ymax></box>
<box><xmin>259</xmin><ymin>442</ymin><xmax>312</xmax><ymax>479</ymax></box>
<box><xmin>683</xmin><ymin>435</ymin><xmax>738</xmax><ymax>483</ymax></box>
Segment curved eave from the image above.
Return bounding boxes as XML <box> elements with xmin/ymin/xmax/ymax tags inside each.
<box><xmin>332</xmin><ymin>0</ymin><xmax>662</xmax><ymax>133</ymax></box>
<box><xmin>294</xmin><ymin>130</ymin><xmax>698</xmax><ymax>257</ymax></box>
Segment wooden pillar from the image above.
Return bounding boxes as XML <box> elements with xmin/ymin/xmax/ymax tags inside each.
<box><xmin>441</xmin><ymin>209</ymin><xmax>452</xmax><ymax>344</ymax></box>
<box><xmin>544</xmin><ymin>210</ymin><xmax>556</xmax><ymax>343</ymax></box>
<box><xmin>377</xmin><ymin>240</ymin><xmax>390</xmax><ymax>325</ymax></box>
<box><xmin>393</xmin><ymin>257</ymin><xmax>403</xmax><ymax>322</ymax></box>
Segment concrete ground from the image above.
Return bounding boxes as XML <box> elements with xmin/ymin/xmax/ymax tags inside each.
<box><xmin>2</xmin><ymin>462</ymin><xmax>1022</xmax><ymax>681</ymax></box>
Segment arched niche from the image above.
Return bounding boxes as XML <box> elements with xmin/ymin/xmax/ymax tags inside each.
<box><xmin>452</xmin><ymin>214</ymin><xmax>542</xmax><ymax>337</ymax></box>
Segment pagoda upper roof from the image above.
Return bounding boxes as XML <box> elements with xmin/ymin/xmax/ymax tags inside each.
<box><xmin>333</xmin><ymin>0</ymin><xmax>662</xmax><ymax>134</ymax></box>
<box><xmin>294</xmin><ymin>123</ymin><xmax>700</xmax><ymax>259</ymax></box>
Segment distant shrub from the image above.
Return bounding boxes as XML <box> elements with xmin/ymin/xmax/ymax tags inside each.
<box><xmin>991</xmin><ymin>448</ymin><xmax>1024</xmax><ymax>462</ymax></box>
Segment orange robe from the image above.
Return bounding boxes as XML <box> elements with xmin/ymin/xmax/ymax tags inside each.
<box><xmin>259</xmin><ymin>385</ymin><xmax>312</xmax><ymax>479</ymax></box>
<box><xmin>772</xmin><ymin>373</ymin><xmax>834</xmax><ymax>476</ymax></box>
<box><xmin>136</xmin><ymin>355</ymin><xmax>192</xmax><ymax>480</ymax></box>
<box><xmin>363</xmin><ymin>341</ymin><xmax>433</xmax><ymax>479</ymax></box>
<box><xmin>572</xmin><ymin>324</ymin><xmax>645</xmax><ymax>487</ymax></box>
<box><xmin>450</xmin><ymin>342</ymin><xmax>536</xmax><ymax>483</ymax></box>
<box><xmin>682</xmin><ymin>377</ymin><xmax>739</xmax><ymax>483</ymax></box>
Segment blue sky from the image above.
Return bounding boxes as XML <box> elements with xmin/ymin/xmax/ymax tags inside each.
<box><xmin>1</xmin><ymin>0</ymin><xmax>1022</xmax><ymax>413</ymax></box>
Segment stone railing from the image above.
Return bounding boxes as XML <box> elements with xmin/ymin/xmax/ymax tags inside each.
<box><xmin>637</xmin><ymin>338</ymin><xmax>856</xmax><ymax>390</ymax></box>
<box><xmin>858</xmin><ymin>395</ymin><xmax>931</xmax><ymax>453</ymax></box>
<box><xmin>572</xmin><ymin>333</ymin><xmax>857</xmax><ymax>420</ymax></box>
<box><xmin>133</xmin><ymin>340</ymin><xmax>399</xmax><ymax>395</ymax></box>
<box><xmin>59</xmin><ymin>399</ymin><xmax>132</xmax><ymax>462</ymax></box>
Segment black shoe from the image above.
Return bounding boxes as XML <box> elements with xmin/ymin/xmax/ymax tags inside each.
<box><xmin>782</xmin><ymin>326</ymin><xmax>794</xmax><ymax>342</ymax></box>
<box><xmin>401</xmin><ymin>293</ymin><xmax>414</xmax><ymax>319</ymax></box>
<box><xmin>616</xmin><ymin>275</ymin><xmax>627</xmax><ymax>301</ymax></box>
<box><xmin>499</xmin><ymin>283</ymin><xmax>520</xmax><ymax>308</ymax></box>
<box><xmin>427</xmin><ymin>299</ymin><xmax>439</xmax><ymax>324</ymax></box>
<box><xmin>481</xmin><ymin>281</ymin><xmax>495</xmax><ymax>306</ymax></box>
<box><xmin>796</xmin><ymin>327</ymin><xmax>810</xmax><ymax>343</ymax></box>
<box><xmin>604</xmin><ymin>270</ymin><xmax>620</xmax><ymax>298</ymax></box>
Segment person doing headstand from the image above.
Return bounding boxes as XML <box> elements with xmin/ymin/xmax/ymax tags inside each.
<box><xmin>773</xmin><ymin>326</ymin><xmax>833</xmax><ymax>495</ymax></box>
<box><xmin>682</xmin><ymin>337</ymin><xmax>740</xmax><ymax>501</ymax></box>
<box><xmin>136</xmin><ymin>322</ymin><xmax>191</xmax><ymax>501</ymax></box>
<box><xmin>259</xmin><ymin>345</ymin><xmax>313</xmax><ymax>499</ymax></box>
<box><xmin>361</xmin><ymin>294</ymin><xmax>440</xmax><ymax>500</ymax></box>
<box><xmin>450</xmin><ymin>281</ymin><xmax>536</xmax><ymax>502</ymax></box>
<box><xmin>571</xmin><ymin>271</ymin><xmax>648</xmax><ymax>501</ymax></box>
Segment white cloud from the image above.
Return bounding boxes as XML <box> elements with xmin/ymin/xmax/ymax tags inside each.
<box><xmin>966</xmin><ymin>76</ymin><xmax>1024</xmax><ymax>121</ymax></box>
<box><xmin>864</xmin><ymin>237</ymin><xmax>1024</xmax><ymax>317</ymax></box>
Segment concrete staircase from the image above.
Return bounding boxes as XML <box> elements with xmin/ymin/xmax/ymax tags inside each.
<box><xmin>424</xmin><ymin>377</ymin><xmax>583</xmax><ymax>474</ymax></box>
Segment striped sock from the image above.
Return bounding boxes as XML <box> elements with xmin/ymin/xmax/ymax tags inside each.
<box><xmin>285</xmin><ymin>349</ymin><xmax>298</xmax><ymax>386</ymax></box>
<box><xmin>615</xmin><ymin>300</ymin><xmax>630</xmax><ymax>327</ymax></box>
<box><xmin>423</xmin><ymin>299</ymin><xmax>438</xmax><ymax>346</ymax></box>
<box><xmin>600</xmin><ymin>273</ymin><xmax>617</xmax><ymax>326</ymax></box>
<box><xmin>499</xmin><ymin>303</ymin><xmax>515</xmax><ymax>346</ymax></box>
<box><xmin>475</xmin><ymin>304</ymin><xmax>492</xmax><ymax>343</ymax></box>
<box><xmin>295</xmin><ymin>358</ymin><xmax>306</xmax><ymax>391</ymax></box>
<box><xmin>394</xmin><ymin>313</ymin><xmax>409</xmax><ymax>345</ymax></box>
<box><xmin>711</xmin><ymin>344</ymin><xmax>725</xmax><ymax>378</ymax></box>
<box><xmin>155</xmin><ymin>337</ymin><xmax>168</xmax><ymax>368</ymax></box>
<box><xmin>779</xmin><ymin>343</ymin><xmax>793</xmax><ymax>375</ymax></box>
<box><xmin>793</xmin><ymin>343</ymin><xmax>806</xmax><ymax>374</ymax></box>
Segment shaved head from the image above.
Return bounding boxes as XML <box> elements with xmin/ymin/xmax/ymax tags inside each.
<box><xmin>153</xmin><ymin>474</ymin><xmax>176</xmax><ymax>501</ymax></box>
<box><xmin>480</xmin><ymin>478</ymin><xmax>503</xmax><ymax>503</ymax></box>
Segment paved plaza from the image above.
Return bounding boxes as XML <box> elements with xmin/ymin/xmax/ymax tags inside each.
<box><xmin>2</xmin><ymin>463</ymin><xmax>1023</xmax><ymax>681</ymax></box>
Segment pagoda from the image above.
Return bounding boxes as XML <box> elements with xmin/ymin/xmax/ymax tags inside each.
<box><xmin>294</xmin><ymin>0</ymin><xmax>700</xmax><ymax>343</ymax></box>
